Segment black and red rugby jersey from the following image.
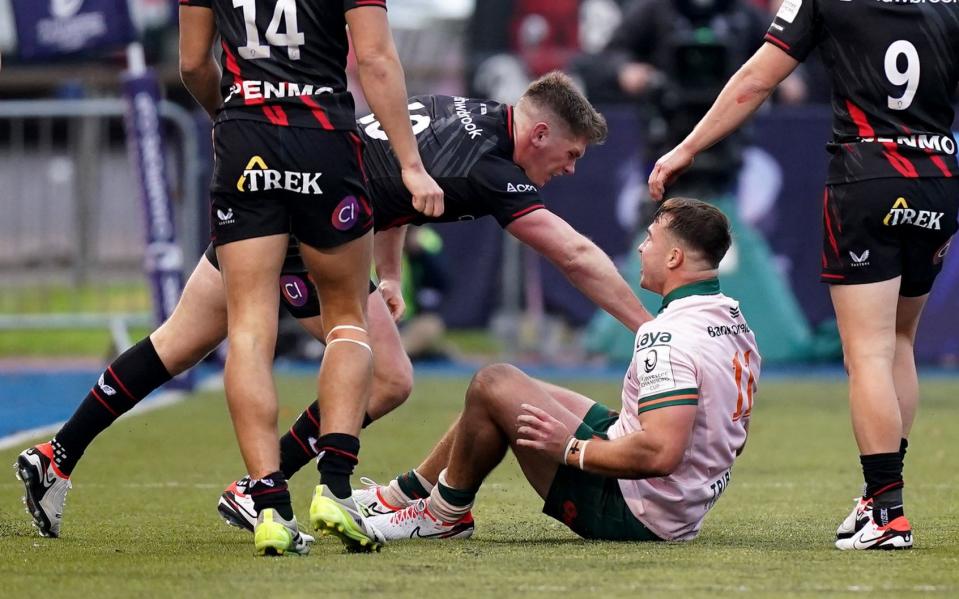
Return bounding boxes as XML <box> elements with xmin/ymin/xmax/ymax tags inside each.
<box><xmin>359</xmin><ymin>95</ymin><xmax>545</xmax><ymax>231</ymax></box>
<box><xmin>766</xmin><ymin>0</ymin><xmax>959</xmax><ymax>183</ymax></box>
<box><xmin>180</xmin><ymin>0</ymin><xmax>386</xmax><ymax>130</ymax></box>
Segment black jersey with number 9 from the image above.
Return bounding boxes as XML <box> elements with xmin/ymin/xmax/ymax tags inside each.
<box><xmin>766</xmin><ymin>0</ymin><xmax>959</xmax><ymax>183</ymax></box>
<box><xmin>179</xmin><ymin>0</ymin><xmax>386</xmax><ymax>130</ymax></box>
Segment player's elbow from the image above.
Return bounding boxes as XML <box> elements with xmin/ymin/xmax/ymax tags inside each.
<box><xmin>646</xmin><ymin>447</ymin><xmax>684</xmax><ymax>478</ymax></box>
<box><xmin>557</xmin><ymin>235</ymin><xmax>594</xmax><ymax>276</ymax></box>
<box><xmin>737</xmin><ymin>65</ymin><xmax>779</xmax><ymax>100</ymax></box>
<box><xmin>179</xmin><ymin>57</ymin><xmax>211</xmax><ymax>87</ymax></box>
<box><xmin>355</xmin><ymin>49</ymin><xmax>398</xmax><ymax>77</ymax></box>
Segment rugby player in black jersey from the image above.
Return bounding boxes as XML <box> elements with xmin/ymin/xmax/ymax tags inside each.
<box><xmin>16</xmin><ymin>0</ymin><xmax>443</xmax><ymax>556</ymax></box>
<box><xmin>15</xmin><ymin>73</ymin><xmax>652</xmax><ymax>546</ymax></box>
<box><xmin>648</xmin><ymin>0</ymin><xmax>959</xmax><ymax>550</ymax></box>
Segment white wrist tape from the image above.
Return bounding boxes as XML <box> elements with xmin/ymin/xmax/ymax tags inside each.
<box><xmin>563</xmin><ymin>436</ymin><xmax>577</xmax><ymax>467</ymax></box>
<box><xmin>578</xmin><ymin>440</ymin><xmax>591</xmax><ymax>471</ymax></box>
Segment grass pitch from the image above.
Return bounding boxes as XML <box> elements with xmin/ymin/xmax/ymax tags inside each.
<box><xmin>1</xmin><ymin>374</ymin><xmax>957</xmax><ymax>598</ymax></box>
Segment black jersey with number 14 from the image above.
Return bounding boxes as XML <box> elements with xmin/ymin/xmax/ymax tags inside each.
<box><xmin>766</xmin><ymin>0</ymin><xmax>959</xmax><ymax>183</ymax></box>
<box><xmin>179</xmin><ymin>0</ymin><xmax>385</xmax><ymax>130</ymax></box>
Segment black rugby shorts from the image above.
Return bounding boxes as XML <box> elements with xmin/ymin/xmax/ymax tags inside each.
<box><xmin>210</xmin><ymin>120</ymin><xmax>373</xmax><ymax>250</ymax></box>
<box><xmin>821</xmin><ymin>178</ymin><xmax>958</xmax><ymax>296</ymax></box>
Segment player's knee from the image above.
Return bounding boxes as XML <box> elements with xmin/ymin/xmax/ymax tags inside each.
<box><xmin>325</xmin><ymin>324</ymin><xmax>373</xmax><ymax>355</ymax></box>
<box><xmin>149</xmin><ymin>327</ymin><xmax>208</xmax><ymax>376</ymax></box>
<box><xmin>466</xmin><ymin>363</ymin><xmax>519</xmax><ymax>408</ymax></box>
<box><xmin>228</xmin><ymin>328</ymin><xmax>278</xmax><ymax>361</ymax></box>
<box><xmin>380</xmin><ymin>357</ymin><xmax>413</xmax><ymax>409</ymax></box>
<box><xmin>844</xmin><ymin>346</ymin><xmax>895</xmax><ymax>376</ymax></box>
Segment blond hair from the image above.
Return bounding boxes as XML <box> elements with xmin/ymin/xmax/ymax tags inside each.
<box><xmin>520</xmin><ymin>71</ymin><xmax>608</xmax><ymax>144</ymax></box>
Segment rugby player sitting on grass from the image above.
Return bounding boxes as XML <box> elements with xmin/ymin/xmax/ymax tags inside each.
<box><xmin>361</xmin><ymin>198</ymin><xmax>760</xmax><ymax>542</ymax></box>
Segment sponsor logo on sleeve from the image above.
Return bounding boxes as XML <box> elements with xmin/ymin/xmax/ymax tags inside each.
<box><xmin>638</xmin><ymin>346</ymin><xmax>676</xmax><ymax>394</ymax></box>
<box><xmin>643</xmin><ymin>349</ymin><xmax>658</xmax><ymax>373</ymax></box>
<box><xmin>775</xmin><ymin>0</ymin><xmax>802</xmax><ymax>23</ymax></box>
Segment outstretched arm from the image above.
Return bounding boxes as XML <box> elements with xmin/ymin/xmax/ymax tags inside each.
<box><xmin>648</xmin><ymin>43</ymin><xmax>799</xmax><ymax>201</ymax></box>
<box><xmin>346</xmin><ymin>8</ymin><xmax>444</xmax><ymax>217</ymax></box>
<box><xmin>506</xmin><ymin>209</ymin><xmax>652</xmax><ymax>331</ymax></box>
<box><xmin>178</xmin><ymin>6</ymin><xmax>221</xmax><ymax>119</ymax></box>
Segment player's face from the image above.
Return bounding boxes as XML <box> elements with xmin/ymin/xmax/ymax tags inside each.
<box><xmin>522</xmin><ymin>125</ymin><xmax>587</xmax><ymax>187</ymax></box>
<box><xmin>637</xmin><ymin>218</ymin><xmax>670</xmax><ymax>294</ymax></box>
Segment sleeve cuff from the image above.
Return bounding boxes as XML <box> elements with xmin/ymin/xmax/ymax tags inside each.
<box><xmin>637</xmin><ymin>387</ymin><xmax>699</xmax><ymax>414</ymax></box>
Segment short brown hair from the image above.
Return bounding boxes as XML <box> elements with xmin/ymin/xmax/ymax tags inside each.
<box><xmin>521</xmin><ymin>71</ymin><xmax>608</xmax><ymax>144</ymax></box>
<box><xmin>653</xmin><ymin>198</ymin><xmax>731</xmax><ymax>268</ymax></box>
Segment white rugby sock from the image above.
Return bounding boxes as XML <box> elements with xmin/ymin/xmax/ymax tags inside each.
<box><xmin>383</xmin><ymin>469</ymin><xmax>433</xmax><ymax>508</ymax></box>
<box><xmin>428</xmin><ymin>469</ymin><xmax>474</xmax><ymax>523</ymax></box>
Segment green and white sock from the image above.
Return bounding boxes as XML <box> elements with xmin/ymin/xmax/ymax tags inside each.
<box><xmin>385</xmin><ymin>468</ymin><xmax>434</xmax><ymax>507</ymax></box>
<box><xmin>428</xmin><ymin>469</ymin><xmax>475</xmax><ymax>523</ymax></box>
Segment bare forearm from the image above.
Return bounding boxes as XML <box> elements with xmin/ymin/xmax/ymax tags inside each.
<box><xmin>357</xmin><ymin>54</ymin><xmax>422</xmax><ymax>170</ymax></box>
<box><xmin>557</xmin><ymin>243</ymin><xmax>652</xmax><ymax>331</ymax></box>
<box><xmin>572</xmin><ymin>435</ymin><xmax>671</xmax><ymax>479</ymax></box>
<box><xmin>374</xmin><ymin>225</ymin><xmax>407</xmax><ymax>281</ymax></box>
<box><xmin>181</xmin><ymin>60</ymin><xmax>221</xmax><ymax>120</ymax></box>
<box><xmin>679</xmin><ymin>63</ymin><xmax>777</xmax><ymax>156</ymax></box>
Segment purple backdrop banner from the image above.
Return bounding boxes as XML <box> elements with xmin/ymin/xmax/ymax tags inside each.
<box><xmin>437</xmin><ymin>105</ymin><xmax>959</xmax><ymax>363</ymax></box>
<box><xmin>11</xmin><ymin>0</ymin><xmax>136</xmax><ymax>60</ymax></box>
<box><xmin>122</xmin><ymin>72</ymin><xmax>185</xmax><ymax>331</ymax></box>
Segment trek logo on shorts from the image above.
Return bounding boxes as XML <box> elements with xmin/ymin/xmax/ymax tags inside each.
<box><xmin>235</xmin><ymin>156</ymin><xmax>323</xmax><ymax>195</ymax></box>
<box><xmin>883</xmin><ymin>197</ymin><xmax>945</xmax><ymax>230</ymax></box>
<box><xmin>332</xmin><ymin>195</ymin><xmax>360</xmax><ymax>231</ymax></box>
<box><xmin>280</xmin><ymin>275</ymin><xmax>310</xmax><ymax>308</ymax></box>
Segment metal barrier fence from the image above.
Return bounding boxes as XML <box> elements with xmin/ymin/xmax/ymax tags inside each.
<box><xmin>0</xmin><ymin>98</ymin><xmax>201</xmax><ymax>342</ymax></box>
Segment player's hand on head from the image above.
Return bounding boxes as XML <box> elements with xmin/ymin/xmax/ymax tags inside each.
<box><xmin>516</xmin><ymin>403</ymin><xmax>573</xmax><ymax>463</ymax></box>
<box><xmin>403</xmin><ymin>166</ymin><xmax>445</xmax><ymax>217</ymax></box>
<box><xmin>648</xmin><ymin>145</ymin><xmax>695</xmax><ymax>202</ymax></box>
<box><xmin>378</xmin><ymin>279</ymin><xmax>406</xmax><ymax>322</ymax></box>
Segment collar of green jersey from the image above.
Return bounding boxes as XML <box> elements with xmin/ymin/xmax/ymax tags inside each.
<box><xmin>658</xmin><ymin>277</ymin><xmax>721</xmax><ymax>313</ymax></box>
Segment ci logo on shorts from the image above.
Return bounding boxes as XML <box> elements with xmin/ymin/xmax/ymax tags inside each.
<box><xmin>280</xmin><ymin>275</ymin><xmax>310</xmax><ymax>308</ymax></box>
<box><xmin>333</xmin><ymin>196</ymin><xmax>360</xmax><ymax>231</ymax></box>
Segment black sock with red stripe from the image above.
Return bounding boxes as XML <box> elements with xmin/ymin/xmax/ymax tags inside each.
<box><xmin>278</xmin><ymin>401</ymin><xmax>373</xmax><ymax>479</ymax></box>
<box><xmin>247</xmin><ymin>471</ymin><xmax>294</xmax><ymax>520</ymax></box>
<box><xmin>316</xmin><ymin>433</ymin><xmax>360</xmax><ymax>499</ymax></box>
<box><xmin>861</xmin><ymin>452</ymin><xmax>905</xmax><ymax>526</ymax></box>
<box><xmin>52</xmin><ymin>337</ymin><xmax>171</xmax><ymax>475</ymax></box>
<box><xmin>279</xmin><ymin>402</ymin><xmax>321</xmax><ymax>479</ymax></box>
